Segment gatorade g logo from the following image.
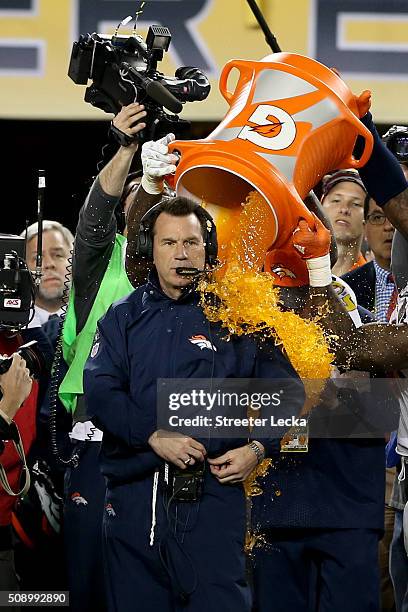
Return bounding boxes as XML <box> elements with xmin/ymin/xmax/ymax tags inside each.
<box><xmin>238</xmin><ymin>104</ymin><xmax>296</xmax><ymax>151</ymax></box>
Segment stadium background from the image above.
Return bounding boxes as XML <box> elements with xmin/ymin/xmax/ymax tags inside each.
<box><xmin>1</xmin><ymin>0</ymin><xmax>406</xmax><ymax>232</ymax></box>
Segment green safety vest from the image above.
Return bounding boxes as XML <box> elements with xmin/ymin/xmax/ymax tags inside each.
<box><xmin>59</xmin><ymin>235</ymin><xmax>133</xmax><ymax>413</ymax></box>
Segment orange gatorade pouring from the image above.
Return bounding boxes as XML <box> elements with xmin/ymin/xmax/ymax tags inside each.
<box><xmin>169</xmin><ymin>52</ymin><xmax>373</xmax><ymax>286</ymax></box>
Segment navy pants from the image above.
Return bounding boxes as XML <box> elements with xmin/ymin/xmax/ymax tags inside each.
<box><xmin>252</xmin><ymin>528</ymin><xmax>381</xmax><ymax>612</ymax></box>
<box><xmin>102</xmin><ymin>466</ymin><xmax>251</xmax><ymax>612</ymax></box>
<box><xmin>64</xmin><ymin>442</ymin><xmax>106</xmax><ymax>612</ymax></box>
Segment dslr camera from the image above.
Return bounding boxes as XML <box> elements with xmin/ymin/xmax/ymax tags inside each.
<box><xmin>383</xmin><ymin>125</ymin><xmax>408</xmax><ymax>164</ymax></box>
<box><xmin>0</xmin><ymin>340</ymin><xmax>44</xmax><ymax>380</ymax></box>
<box><xmin>68</xmin><ymin>21</ymin><xmax>211</xmax><ymax>141</ymax></box>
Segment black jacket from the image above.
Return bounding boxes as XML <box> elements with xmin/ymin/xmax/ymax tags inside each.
<box><xmin>342</xmin><ymin>261</ymin><xmax>376</xmax><ymax>313</ymax></box>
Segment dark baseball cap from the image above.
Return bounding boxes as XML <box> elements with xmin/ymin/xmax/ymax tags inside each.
<box><xmin>321</xmin><ymin>169</ymin><xmax>367</xmax><ymax>201</ymax></box>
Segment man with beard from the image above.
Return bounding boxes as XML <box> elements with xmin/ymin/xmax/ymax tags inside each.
<box><xmin>23</xmin><ymin>221</ymin><xmax>74</xmax><ymax>324</ymax></box>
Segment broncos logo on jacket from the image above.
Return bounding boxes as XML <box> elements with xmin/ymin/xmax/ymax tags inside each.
<box><xmin>189</xmin><ymin>335</ymin><xmax>217</xmax><ymax>352</ymax></box>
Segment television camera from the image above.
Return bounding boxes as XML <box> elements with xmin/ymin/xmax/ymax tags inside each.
<box><xmin>68</xmin><ymin>21</ymin><xmax>211</xmax><ymax>141</ymax></box>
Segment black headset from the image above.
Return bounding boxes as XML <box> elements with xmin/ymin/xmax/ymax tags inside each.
<box><xmin>135</xmin><ymin>202</ymin><xmax>218</xmax><ymax>266</ymax></box>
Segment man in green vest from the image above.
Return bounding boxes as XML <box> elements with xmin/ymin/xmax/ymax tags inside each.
<box><xmin>59</xmin><ymin>101</ymin><xmax>178</xmax><ymax>612</ymax></box>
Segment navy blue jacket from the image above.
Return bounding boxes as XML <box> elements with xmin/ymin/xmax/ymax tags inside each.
<box><xmin>342</xmin><ymin>261</ymin><xmax>376</xmax><ymax>312</ymax></box>
<box><xmin>83</xmin><ymin>272</ymin><xmax>304</xmax><ymax>486</ymax></box>
<box><xmin>252</xmin><ymin>306</ymin><xmax>395</xmax><ymax>531</ymax></box>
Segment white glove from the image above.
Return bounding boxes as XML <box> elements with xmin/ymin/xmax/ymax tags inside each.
<box><xmin>141</xmin><ymin>133</ymin><xmax>178</xmax><ymax>194</ymax></box>
<box><xmin>305</xmin><ymin>255</ymin><xmax>332</xmax><ymax>288</ymax></box>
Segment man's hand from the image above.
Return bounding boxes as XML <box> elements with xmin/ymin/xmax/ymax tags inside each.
<box><xmin>112</xmin><ymin>103</ymin><xmax>147</xmax><ymax>151</ymax></box>
<box><xmin>356</xmin><ymin>89</ymin><xmax>371</xmax><ymax>118</ymax></box>
<box><xmin>99</xmin><ymin>103</ymin><xmax>147</xmax><ymax>197</ymax></box>
<box><xmin>292</xmin><ymin>214</ymin><xmax>331</xmax><ymax>259</ymax></box>
<box><xmin>208</xmin><ymin>443</ymin><xmax>263</xmax><ymax>484</ymax></box>
<box><xmin>0</xmin><ymin>354</ymin><xmax>32</xmax><ymax>422</ymax></box>
<box><xmin>141</xmin><ymin>134</ymin><xmax>179</xmax><ymax>194</ymax></box>
<box><xmin>292</xmin><ymin>214</ymin><xmax>332</xmax><ymax>288</ymax></box>
<box><xmin>148</xmin><ymin>430</ymin><xmax>206</xmax><ymax>470</ymax></box>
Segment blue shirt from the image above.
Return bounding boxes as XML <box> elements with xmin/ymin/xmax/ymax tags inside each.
<box><xmin>374</xmin><ymin>260</ymin><xmax>396</xmax><ymax>322</ymax></box>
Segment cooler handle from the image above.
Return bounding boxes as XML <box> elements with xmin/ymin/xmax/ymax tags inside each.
<box><xmin>219</xmin><ymin>60</ymin><xmax>256</xmax><ymax>105</ymax></box>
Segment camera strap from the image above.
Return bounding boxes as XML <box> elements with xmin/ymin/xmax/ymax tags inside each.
<box><xmin>0</xmin><ymin>422</ymin><xmax>31</xmax><ymax>497</ymax></box>
<box><xmin>109</xmin><ymin>122</ymin><xmax>135</xmax><ymax>147</ymax></box>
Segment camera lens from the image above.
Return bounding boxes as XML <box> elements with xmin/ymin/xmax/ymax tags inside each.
<box><xmin>0</xmin><ymin>343</ymin><xmax>44</xmax><ymax>379</ymax></box>
<box><xmin>393</xmin><ymin>135</ymin><xmax>408</xmax><ymax>163</ymax></box>
<box><xmin>19</xmin><ymin>345</ymin><xmax>44</xmax><ymax>379</ymax></box>
<box><xmin>0</xmin><ymin>356</ymin><xmax>12</xmax><ymax>376</ymax></box>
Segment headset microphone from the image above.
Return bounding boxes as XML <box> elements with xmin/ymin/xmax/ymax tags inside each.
<box><xmin>136</xmin><ymin>201</ymin><xmax>218</xmax><ymax>267</ymax></box>
<box><xmin>175</xmin><ymin>267</ymin><xmax>206</xmax><ymax>277</ymax></box>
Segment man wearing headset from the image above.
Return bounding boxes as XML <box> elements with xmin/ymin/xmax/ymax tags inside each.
<box><xmin>83</xmin><ymin>195</ymin><xmax>304</xmax><ymax>612</ymax></box>
<box><xmin>58</xmin><ymin>102</ymin><xmax>178</xmax><ymax>612</ymax></box>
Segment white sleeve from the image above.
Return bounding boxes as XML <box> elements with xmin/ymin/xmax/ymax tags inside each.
<box><xmin>331</xmin><ymin>275</ymin><xmax>362</xmax><ymax>328</ymax></box>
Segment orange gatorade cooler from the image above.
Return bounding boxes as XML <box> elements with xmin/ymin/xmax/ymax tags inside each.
<box><xmin>169</xmin><ymin>52</ymin><xmax>373</xmax><ymax>286</ymax></box>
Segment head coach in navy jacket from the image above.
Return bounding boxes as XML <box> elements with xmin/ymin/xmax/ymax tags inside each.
<box><xmin>84</xmin><ymin>196</ymin><xmax>304</xmax><ymax>612</ymax></box>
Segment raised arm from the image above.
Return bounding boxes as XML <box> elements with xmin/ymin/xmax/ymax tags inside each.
<box><xmin>356</xmin><ymin>112</ymin><xmax>408</xmax><ymax>238</ymax></box>
<box><xmin>76</xmin><ymin>103</ymin><xmax>146</xmax><ymax>250</ymax></box>
<box><xmin>125</xmin><ymin>134</ymin><xmax>178</xmax><ymax>287</ymax></box>
<box><xmin>72</xmin><ymin>104</ymin><xmax>146</xmax><ymax>328</ymax></box>
<box><xmin>291</xmin><ymin>215</ymin><xmax>408</xmax><ymax>372</ymax></box>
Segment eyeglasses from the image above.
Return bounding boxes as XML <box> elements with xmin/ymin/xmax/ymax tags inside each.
<box><xmin>366</xmin><ymin>213</ymin><xmax>388</xmax><ymax>226</ymax></box>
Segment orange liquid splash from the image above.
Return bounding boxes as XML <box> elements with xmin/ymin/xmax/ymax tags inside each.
<box><xmin>200</xmin><ymin>190</ymin><xmax>334</xmax><ymax>381</ymax></box>
<box><xmin>200</xmin><ymin>191</ymin><xmax>334</xmax><ymax>495</ymax></box>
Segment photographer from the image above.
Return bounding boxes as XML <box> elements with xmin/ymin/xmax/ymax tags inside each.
<box><xmin>0</xmin><ymin>354</ymin><xmax>32</xmax><ymax>434</ymax></box>
<box><xmin>0</xmin><ymin>352</ymin><xmax>34</xmax><ymax>601</ymax></box>
<box><xmin>58</xmin><ymin>102</ymin><xmax>176</xmax><ymax>612</ymax></box>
